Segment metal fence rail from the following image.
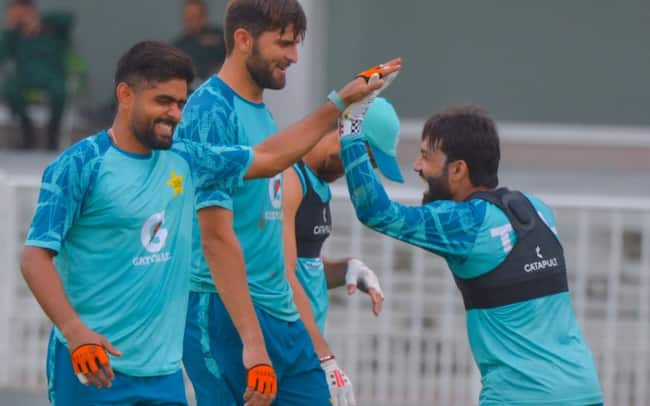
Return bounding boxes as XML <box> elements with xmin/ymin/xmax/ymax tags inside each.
<box><xmin>1</xmin><ymin>174</ymin><xmax>650</xmax><ymax>405</ymax></box>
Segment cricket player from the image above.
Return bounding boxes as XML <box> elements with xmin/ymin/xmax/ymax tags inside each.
<box><xmin>20</xmin><ymin>39</ymin><xmax>393</xmax><ymax>406</ymax></box>
<box><xmin>340</xmin><ymin>105</ymin><xmax>604</xmax><ymax>406</ymax></box>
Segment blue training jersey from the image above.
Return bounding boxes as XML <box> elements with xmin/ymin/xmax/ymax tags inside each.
<box><xmin>25</xmin><ymin>131</ymin><xmax>253</xmax><ymax>376</ymax></box>
<box><xmin>292</xmin><ymin>163</ymin><xmax>332</xmax><ymax>333</ymax></box>
<box><xmin>341</xmin><ymin>134</ymin><xmax>603</xmax><ymax>405</ymax></box>
<box><xmin>176</xmin><ymin>76</ymin><xmax>298</xmax><ymax>321</ymax></box>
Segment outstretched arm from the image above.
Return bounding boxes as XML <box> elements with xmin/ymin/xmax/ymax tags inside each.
<box><xmin>245</xmin><ymin>59</ymin><xmax>401</xmax><ymax>180</ymax></box>
<box><xmin>340</xmin><ymin>134</ymin><xmax>480</xmax><ymax>259</ymax></box>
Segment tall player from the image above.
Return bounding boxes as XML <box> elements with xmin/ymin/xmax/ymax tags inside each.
<box><xmin>340</xmin><ymin>105</ymin><xmax>604</xmax><ymax>406</ymax></box>
<box><xmin>20</xmin><ymin>40</ymin><xmax>396</xmax><ymax>406</ymax></box>
<box><xmin>178</xmin><ymin>1</ymin><xmax>399</xmax><ymax>405</ymax></box>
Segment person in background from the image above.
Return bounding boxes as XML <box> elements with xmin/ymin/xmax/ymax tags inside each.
<box><xmin>0</xmin><ymin>0</ymin><xmax>73</xmax><ymax>150</ymax></box>
<box><xmin>173</xmin><ymin>0</ymin><xmax>226</xmax><ymax>89</ymax></box>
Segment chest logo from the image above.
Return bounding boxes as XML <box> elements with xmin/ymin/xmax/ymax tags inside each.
<box><xmin>166</xmin><ymin>171</ymin><xmax>184</xmax><ymax>197</ymax></box>
<box><xmin>268</xmin><ymin>174</ymin><xmax>282</xmax><ymax>209</ymax></box>
<box><xmin>140</xmin><ymin>212</ymin><xmax>169</xmax><ymax>253</ymax></box>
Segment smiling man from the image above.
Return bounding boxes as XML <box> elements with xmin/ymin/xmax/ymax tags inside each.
<box><xmin>340</xmin><ymin>105</ymin><xmax>604</xmax><ymax>406</ymax></box>
<box><xmin>176</xmin><ymin>1</ymin><xmax>395</xmax><ymax>405</ymax></box>
<box><xmin>19</xmin><ymin>39</ymin><xmax>396</xmax><ymax>406</ymax></box>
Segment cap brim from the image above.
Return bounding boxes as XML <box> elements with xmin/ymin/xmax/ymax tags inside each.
<box><xmin>369</xmin><ymin>144</ymin><xmax>404</xmax><ymax>183</ymax></box>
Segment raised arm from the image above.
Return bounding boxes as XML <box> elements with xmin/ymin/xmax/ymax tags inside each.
<box><xmin>245</xmin><ymin>59</ymin><xmax>401</xmax><ymax>179</ymax></box>
<box><xmin>340</xmin><ymin>134</ymin><xmax>481</xmax><ymax>260</ymax></box>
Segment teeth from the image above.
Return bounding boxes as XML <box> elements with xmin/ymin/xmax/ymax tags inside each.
<box><xmin>157</xmin><ymin>122</ymin><xmax>173</xmax><ymax>135</ymax></box>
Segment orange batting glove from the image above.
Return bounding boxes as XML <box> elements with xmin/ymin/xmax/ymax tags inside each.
<box><xmin>247</xmin><ymin>364</ymin><xmax>277</xmax><ymax>395</ymax></box>
<box><xmin>71</xmin><ymin>344</ymin><xmax>110</xmax><ymax>385</ymax></box>
<box><xmin>339</xmin><ymin>63</ymin><xmax>400</xmax><ymax>136</ymax></box>
<box><xmin>356</xmin><ymin>65</ymin><xmax>385</xmax><ymax>81</ymax></box>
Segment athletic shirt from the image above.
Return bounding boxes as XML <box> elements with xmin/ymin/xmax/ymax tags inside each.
<box><xmin>293</xmin><ymin>161</ymin><xmax>332</xmax><ymax>332</ymax></box>
<box><xmin>340</xmin><ymin>134</ymin><xmax>603</xmax><ymax>406</ymax></box>
<box><xmin>25</xmin><ymin>131</ymin><xmax>253</xmax><ymax>376</ymax></box>
<box><xmin>176</xmin><ymin>76</ymin><xmax>298</xmax><ymax>321</ymax></box>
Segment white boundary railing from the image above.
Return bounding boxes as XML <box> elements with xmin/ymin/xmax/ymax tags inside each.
<box><xmin>1</xmin><ymin>174</ymin><xmax>650</xmax><ymax>405</ymax></box>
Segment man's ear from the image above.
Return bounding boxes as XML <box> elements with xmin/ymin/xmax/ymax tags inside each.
<box><xmin>451</xmin><ymin>160</ymin><xmax>469</xmax><ymax>181</ymax></box>
<box><xmin>233</xmin><ymin>28</ymin><xmax>253</xmax><ymax>54</ymax></box>
<box><xmin>115</xmin><ymin>82</ymin><xmax>134</xmax><ymax>109</ymax></box>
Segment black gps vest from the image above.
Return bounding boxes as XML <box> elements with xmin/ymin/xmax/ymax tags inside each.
<box><xmin>294</xmin><ymin>161</ymin><xmax>332</xmax><ymax>258</ymax></box>
<box><xmin>453</xmin><ymin>188</ymin><xmax>568</xmax><ymax>310</ymax></box>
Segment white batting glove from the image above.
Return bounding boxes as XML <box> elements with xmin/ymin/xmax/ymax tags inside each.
<box><xmin>339</xmin><ymin>67</ymin><xmax>399</xmax><ymax>137</ymax></box>
<box><xmin>345</xmin><ymin>258</ymin><xmax>385</xmax><ymax>316</ymax></box>
<box><xmin>321</xmin><ymin>356</ymin><xmax>356</xmax><ymax>406</ymax></box>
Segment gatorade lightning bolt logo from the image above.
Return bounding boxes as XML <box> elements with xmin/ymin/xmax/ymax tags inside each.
<box><xmin>268</xmin><ymin>174</ymin><xmax>282</xmax><ymax>209</ymax></box>
<box><xmin>140</xmin><ymin>212</ymin><xmax>168</xmax><ymax>253</ymax></box>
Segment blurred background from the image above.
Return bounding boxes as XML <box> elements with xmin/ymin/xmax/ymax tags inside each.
<box><xmin>0</xmin><ymin>0</ymin><xmax>649</xmax><ymax>405</ymax></box>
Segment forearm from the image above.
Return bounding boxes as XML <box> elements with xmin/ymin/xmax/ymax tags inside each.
<box><xmin>341</xmin><ymin>135</ymin><xmax>480</xmax><ymax>258</ymax></box>
<box><xmin>20</xmin><ymin>247</ymin><xmax>82</xmax><ymax>335</ymax></box>
<box><xmin>287</xmin><ymin>271</ymin><xmax>331</xmax><ymax>357</ymax></box>
<box><xmin>323</xmin><ymin>257</ymin><xmax>350</xmax><ymax>289</ymax></box>
<box><xmin>341</xmin><ymin>134</ymin><xmax>401</xmax><ymax>227</ymax></box>
<box><xmin>201</xmin><ymin>231</ymin><xmax>265</xmax><ymax>348</ymax></box>
<box><xmin>247</xmin><ymin>102</ymin><xmax>339</xmax><ymax>179</ymax></box>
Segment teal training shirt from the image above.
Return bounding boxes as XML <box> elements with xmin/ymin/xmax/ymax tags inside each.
<box><xmin>25</xmin><ymin>131</ymin><xmax>252</xmax><ymax>376</ymax></box>
<box><xmin>341</xmin><ymin>134</ymin><xmax>603</xmax><ymax>405</ymax></box>
<box><xmin>176</xmin><ymin>76</ymin><xmax>298</xmax><ymax>321</ymax></box>
<box><xmin>292</xmin><ymin>163</ymin><xmax>332</xmax><ymax>333</ymax></box>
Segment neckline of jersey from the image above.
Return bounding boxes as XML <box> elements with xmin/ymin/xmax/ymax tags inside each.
<box><xmin>212</xmin><ymin>75</ymin><xmax>268</xmax><ymax>109</ymax></box>
<box><xmin>103</xmin><ymin>130</ymin><xmax>154</xmax><ymax>160</ymax></box>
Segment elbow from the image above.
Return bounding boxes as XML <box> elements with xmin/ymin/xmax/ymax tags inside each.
<box><xmin>20</xmin><ymin>249</ymin><xmax>32</xmax><ymax>280</ymax></box>
<box><xmin>200</xmin><ymin>232</ymin><xmax>221</xmax><ymax>263</ymax></box>
<box><xmin>260</xmin><ymin>157</ymin><xmax>286</xmax><ymax>178</ymax></box>
<box><xmin>20</xmin><ymin>247</ymin><xmax>49</xmax><ymax>282</ymax></box>
<box><xmin>354</xmin><ymin>206</ymin><xmax>373</xmax><ymax>226</ymax></box>
<box><xmin>253</xmin><ymin>151</ymin><xmax>289</xmax><ymax>179</ymax></box>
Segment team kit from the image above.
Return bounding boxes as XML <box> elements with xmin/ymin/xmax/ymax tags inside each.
<box><xmin>20</xmin><ymin>1</ymin><xmax>604</xmax><ymax>405</ymax></box>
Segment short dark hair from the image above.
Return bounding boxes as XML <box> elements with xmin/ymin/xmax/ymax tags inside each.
<box><xmin>224</xmin><ymin>0</ymin><xmax>306</xmax><ymax>54</ymax></box>
<box><xmin>422</xmin><ymin>105</ymin><xmax>500</xmax><ymax>188</ymax></box>
<box><xmin>114</xmin><ymin>41</ymin><xmax>195</xmax><ymax>90</ymax></box>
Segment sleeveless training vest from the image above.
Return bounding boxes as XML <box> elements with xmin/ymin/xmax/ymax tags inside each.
<box><xmin>453</xmin><ymin>188</ymin><xmax>568</xmax><ymax>310</ymax></box>
<box><xmin>294</xmin><ymin>161</ymin><xmax>332</xmax><ymax>258</ymax></box>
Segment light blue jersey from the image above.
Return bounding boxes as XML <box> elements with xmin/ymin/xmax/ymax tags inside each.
<box><xmin>26</xmin><ymin>131</ymin><xmax>253</xmax><ymax>377</ymax></box>
<box><xmin>341</xmin><ymin>135</ymin><xmax>603</xmax><ymax>405</ymax></box>
<box><xmin>177</xmin><ymin>76</ymin><xmax>297</xmax><ymax>321</ymax></box>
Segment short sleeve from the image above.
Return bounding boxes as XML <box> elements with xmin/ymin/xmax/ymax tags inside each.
<box><xmin>176</xmin><ymin>89</ymin><xmax>239</xmax><ymax>147</ymax></box>
<box><xmin>25</xmin><ymin>138</ymin><xmax>105</xmax><ymax>252</ymax></box>
<box><xmin>172</xmin><ymin>140</ymin><xmax>253</xmax><ymax>211</ymax></box>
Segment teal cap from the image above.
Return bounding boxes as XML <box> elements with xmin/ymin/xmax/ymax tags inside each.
<box><xmin>362</xmin><ymin>97</ymin><xmax>403</xmax><ymax>183</ymax></box>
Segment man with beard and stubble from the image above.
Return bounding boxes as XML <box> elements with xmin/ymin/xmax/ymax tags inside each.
<box><xmin>281</xmin><ymin>98</ymin><xmax>403</xmax><ymax>406</ymax></box>
<box><xmin>177</xmin><ymin>1</ymin><xmax>399</xmax><ymax>405</ymax></box>
<box><xmin>339</xmin><ymin>105</ymin><xmax>604</xmax><ymax>406</ymax></box>
<box><xmin>20</xmin><ymin>40</ymin><xmax>396</xmax><ymax>406</ymax></box>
